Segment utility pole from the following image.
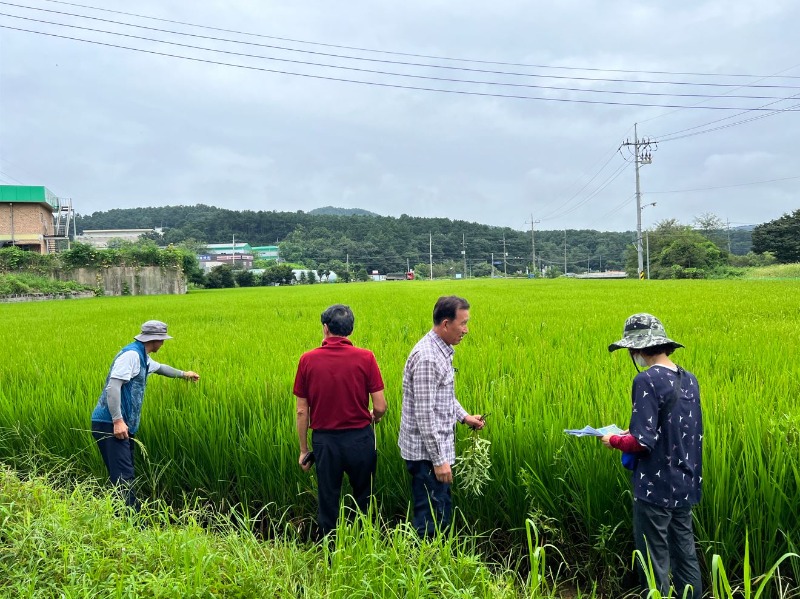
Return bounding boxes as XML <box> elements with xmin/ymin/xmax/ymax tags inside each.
<box><xmin>462</xmin><ymin>233</ymin><xmax>467</xmax><ymax>279</ymax></box>
<box><xmin>429</xmin><ymin>233</ymin><xmax>433</xmax><ymax>280</ymax></box>
<box><xmin>502</xmin><ymin>234</ymin><xmax>508</xmax><ymax>277</ymax></box>
<box><xmin>346</xmin><ymin>253</ymin><xmax>349</xmax><ymax>274</ymax></box>
<box><xmin>564</xmin><ymin>229</ymin><xmax>567</xmax><ymax>274</ymax></box>
<box><xmin>622</xmin><ymin>123</ymin><xmax>655</xmax><ymax>280</ymax></box>
<box><xmin>491</xmin><ymin>252</ymin><xmax>494</xmax><ymax>277</ymax></box>
<box><xmin>526</xmin><ymin>215</ymin><xmax>540</xmax><ymax>277</ymax></box>
<box><xmin>232</xmin><ymin>233</ymin><xmax>236</xmax><ymax>269</ymax></box>
<box><xmin>726</xmin><ymin>218</ymin><xmax>732</xmax><ymax>253</ymax></box>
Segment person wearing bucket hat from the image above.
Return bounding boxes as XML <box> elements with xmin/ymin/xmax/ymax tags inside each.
<box><xmin>600</xmin><ymin>313</ymin><xmax>703</xmax><ymax>598</ymax></box>
<box><xmin>90</xmin><ymin>320</ymin><xmax>200</xmax><ymax>510</ymax></box>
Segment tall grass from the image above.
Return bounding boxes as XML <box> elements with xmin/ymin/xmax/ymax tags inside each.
<box><xmin>0</xmin><ymin>465</ymin><xmax>552</xmax><ymax>598</ymax></box>
<box><xmin>1</xmin><ymin>279</ymin><xmax>799</xmax><ymax>589</ymax></box>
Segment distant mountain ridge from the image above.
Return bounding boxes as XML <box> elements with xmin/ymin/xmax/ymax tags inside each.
<box><xmin>308</xmin><ymin>206</ymin><xmax>380</xmax><ymax>217</ymax></box>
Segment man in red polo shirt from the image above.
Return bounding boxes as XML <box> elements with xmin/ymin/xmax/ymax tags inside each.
<box><xmin>294</xmin><ymin>304</ymin><xmax>387</xmax><ymax>538</ymax></box>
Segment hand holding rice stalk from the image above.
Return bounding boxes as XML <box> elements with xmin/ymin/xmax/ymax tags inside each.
<box><xmin>458</xmin><ymin>414</ymin><xmax>491</xmax><ymax>496</ymax></box>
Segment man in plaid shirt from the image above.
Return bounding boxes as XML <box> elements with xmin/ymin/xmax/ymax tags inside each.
<box><xmin>399</xmin><ymin>295</ymin><xmax>485</xmax><ymax>537</ymax></box>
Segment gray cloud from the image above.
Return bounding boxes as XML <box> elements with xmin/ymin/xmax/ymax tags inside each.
<box><xmin>1</xmin><ymin>0</ymin><xmax>798</xmax><ymax>233</ymax></box>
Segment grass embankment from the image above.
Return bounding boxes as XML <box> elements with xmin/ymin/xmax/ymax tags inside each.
<box><xmin>744</xmin><ymin>263</ymin><xmax>800</xmax><ymax>279</ymax></box>
<box><xmin>0</xmin><ymin>272</ymin><xmax>91</xmax><ymax>297</ymax></box>
<box><xmin>0</xmin><ymin>464</ymin><xmax>556</xmax><ymax>599</ymax></box>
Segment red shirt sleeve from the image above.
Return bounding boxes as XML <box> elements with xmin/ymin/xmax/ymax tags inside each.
<box><xmin>610</xmin><ymin>434</ymin><xmax>647</xmax><ymax>453</ymax></box>
<box><xmin>367</xmin><ymin>354</ymin><xmax>384</xmax><ymax>393</ymax></box>
<box><xmin>293</xmin><ymin>356</ymin><xmax>307</xmax><ymax>398</ymax></box>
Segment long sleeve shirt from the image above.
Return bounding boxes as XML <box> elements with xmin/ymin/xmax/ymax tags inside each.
<box><xmin>398</xmin><ymin>330</ymin><xmax>467</xmax><ymax>466</ymax></box>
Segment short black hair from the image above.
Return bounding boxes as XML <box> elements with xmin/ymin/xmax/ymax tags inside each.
<box><xmin>433</xmin><ymin>296</ymin><xmax>470</xmax><ymax>325</ymax></box>
<box><xmin>637</xmin><ymin>344</ymin><xmax>677</xmax><ymax>357</ymax></box>
<box><xmin>321</xmin><ymin>304</ymin><xmax>354</xmax><ymax>336</ymax></box>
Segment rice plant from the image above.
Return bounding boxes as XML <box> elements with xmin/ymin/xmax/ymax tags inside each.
<box><xmin>1</xmin><ymin>278</ymin><xmax>799</xmax><ymax>590</ymax></box>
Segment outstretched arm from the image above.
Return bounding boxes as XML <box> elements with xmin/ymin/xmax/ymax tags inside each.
<box><xmin>154</xmin><ymin>364</ymin><xmax>200</xmax><ymax>381</ymax></box>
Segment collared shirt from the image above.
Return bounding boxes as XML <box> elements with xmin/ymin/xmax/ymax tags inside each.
<box><xmin>293</xmin><ymin>336</ymin><xmax>384</xmax><ymax>431</ymax></box>
<box><xmin>398</xmin><ymin>330</ymin><xmax>468</xmax><ymax>466</ymax></box>
<box><xmin>629</xmin><ymin>364</ymin><xmax>703</xmax><ymax>508</ymax></box>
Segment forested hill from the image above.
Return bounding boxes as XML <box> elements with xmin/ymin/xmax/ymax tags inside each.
<box><xmin>308</xmin><ymin>206</ymin><xmax>380</xmax><ymax>217</ymax></box>
<box><xmin>74</xmin><ymin>204</ymin><xmax>634</xmax><ymax>274</ymax></box>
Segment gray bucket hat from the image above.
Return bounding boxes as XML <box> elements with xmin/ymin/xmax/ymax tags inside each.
<box><xmin>134</xmin><ymin>320</ymin><xmax>173</xmax><ymax>342</ymax></box>
<box><xmin>608</xmin><ymin>313</ymin><xmax>683</xmax><ymax>352</ymax></box>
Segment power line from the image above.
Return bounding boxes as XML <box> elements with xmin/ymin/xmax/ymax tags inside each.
<box><xmin>597</xmin><ymin>193</ymin><xmax>637</xmax><ymax>221</ymax></box>
<box><xmin>31</xmin><ymin>0</ymin><xmax>800</xmax><ymax>81</ymax></box>
<box><xmin>3</xmin><ymin>11</ymin><xmax>798</xmax><ymax>103</ymax></box>
<box><xmin>658</xmin><ymin>101</ymin><xmax>800</xmax><ymax>142</ymax></box>
<box><xmin>541</xmin><ymin>162</ymin><xmax>632</xmax><ymax>222</ymax></box>
<box><xmin>649</xmin><ymin>175</ymin><xmax>800</xmax><ymax>194</ymax></box>
<box><xmin>656</xmin><ymin>89</ymin><xmax>800</xmax><ymax>141</ymax></box>
<box><xmin>8</xmin><ymin>24</ymin><xmax>799</xmax><ymax>111</ymax></box>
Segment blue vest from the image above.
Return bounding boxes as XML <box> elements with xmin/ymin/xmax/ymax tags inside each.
<box><xmin>91</xmin><ymin>341</ymin><xmax>149</xmax><ymax>434</ymax></box>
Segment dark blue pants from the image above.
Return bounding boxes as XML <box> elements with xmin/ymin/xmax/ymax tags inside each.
<box><xmin>91</xmin><ymin>420</ymin><xmax>140</xmax><ymax>511</ymax></box>
<box><xmin>312</xmin><ymin>425</ymin><xmax>376</xmax><ymax>537</ymax></box>
<box><xmin>406</xmin><ymin>459</ymin><xmax>452</xmax><ymax>538</ymax></box>
<box><xmin>632</xmin><ymin>499</ymin><xmax>702</xmax><ymax>598</ymax></box>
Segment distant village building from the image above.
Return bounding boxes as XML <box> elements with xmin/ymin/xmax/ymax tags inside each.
<box><xmin>76</xmin><ymin>228</ymin><xmax>159</xmax><ymax>248</ymax></box>
<box><xmin>199</xmin><ymin>242</ymin><xmax>255</xmax><ymax>271</ymax></box>
<box><xmin>198</xmin><ymin>254</ymin><xmax>254</xmax><ymax>271</ymax></box>
<box><xmin>0</xmin><ymin>185</ymin><xmax>74</xmax><ymax>254</ymax></box>
<box><xmin>291</xmin><ymin>269</ymin><xmax>337</xmax><ymax>283</ymax></box>
<box><xmin>205</xmin><ymin>242</ymin><xmax>252</xmax><ymax>256</ymax></box>
<box><xmin>251</xmin><ymin>245</ymin><xmax>280</xmax><ymax>260</ymax></box>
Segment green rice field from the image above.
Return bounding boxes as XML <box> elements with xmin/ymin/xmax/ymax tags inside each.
<box><xmin>1</xmin><ymin>279</ymin><xmax>799</xmax><ymax>588</ymax></box>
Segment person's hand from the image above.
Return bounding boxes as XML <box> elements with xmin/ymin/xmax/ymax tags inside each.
<box><xmin>183</xmin><ymin>371</ymin><xmax>200</xmax><ymax>382</ymax></box>
<box><xmin>299</xmin><ymin>451</ymin><xmax>312</xmax><ymax>472</ymax></box>
<box><xmin>600</xmin><ymin>434</ymin><xmax>614</xmax><ymax>449</ymax></box>
<box><xmin>370</xmin><ymin>410</ymin><xmax>381</xmax><ymax>424</ymax></box>
<box><xmin>113</xmin><ymin>418</ymin><xmax>129</xmax><ymax>440</ymax></box>
<box><xmin>434</xmin><ymin>463</ymin><xmax>452</xmax><ymax>484</ymax></box>
<box><xmin>463</xmin><ymin>414</ymin><xmax>485</xmax><ymax>430</ymax></box>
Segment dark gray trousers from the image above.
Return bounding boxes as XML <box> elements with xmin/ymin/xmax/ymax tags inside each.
<box><xmin>632</xmin><ymin>499</ymin><xmax>702</xmax><ymax>598</ymax></box>
<box><xmin>91</xmin><ymin>420</ymin><xmax>140</xmax><ymax>511</ymax></box>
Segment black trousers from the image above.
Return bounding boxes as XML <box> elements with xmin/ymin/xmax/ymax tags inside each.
<box><xmin>91</xmin><ymin>420</ymin><xmax>140</xmax><ymax>511</ymax></box>
<box><xmin>632</xmin><ymin>498</ymin><xmax>702</xmax><ymax>598</ymax></box>
<box><xmin>312</xmin><ymin>425</ymin><xmax>376</xmax><ymax>537</ymax></box>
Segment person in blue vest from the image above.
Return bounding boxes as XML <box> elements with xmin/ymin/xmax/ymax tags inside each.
<box><xmin>91</xmin><ymin>320</ymin><xmax>200</xmax><ymax>510</ymax></box>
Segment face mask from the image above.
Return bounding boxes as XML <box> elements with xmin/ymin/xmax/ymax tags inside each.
<box><xmin>633</xmin><ymin>353</ymin><xmax>648</xmax><ymax>368</ymax></box>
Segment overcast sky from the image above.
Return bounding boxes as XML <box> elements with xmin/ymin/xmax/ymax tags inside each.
<box><xmin>1</xmin><ymin>0</ymin><xmax>799</xmax><ymax>233</ymax></box>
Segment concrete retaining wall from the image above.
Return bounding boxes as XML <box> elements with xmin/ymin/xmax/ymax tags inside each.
<box><xmin>58</xmin><ymin>266</ymin><xmax>186</xmax><ymax>296</ymax></box>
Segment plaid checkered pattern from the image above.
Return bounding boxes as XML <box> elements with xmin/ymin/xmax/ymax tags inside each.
<box><xmin>398</xmin><ymin>330</ymin><xmax>467</xmax><ymax>466</ymax></box>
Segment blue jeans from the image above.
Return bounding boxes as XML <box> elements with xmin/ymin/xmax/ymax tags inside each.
<box><xmin>632</xmin><ymin>498</ymin><xmax>702</xmax><ymax>598</ymax></box>
<box><xmin>406</xmin><ymin>460</ymin><xmax>452</xmax><ymax>538</ymax></box>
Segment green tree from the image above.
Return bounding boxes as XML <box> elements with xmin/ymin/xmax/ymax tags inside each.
<box><xmin>470</xmin><ymin>261</ymin><xmax>492</xmax><ymax>277</ymax></box>
<box><xmin>235</xmin><ymin>270</ymin><xmax>256</xmax><ymax>287</ymax></box>
<box><xmin>206</xmin><ymin>264</ymin><xmax>235</xmax><ymax>289</ymax></box>
<box><xmin>752</xmin><ymin>209</ymin><xmax>800</xmax><ymax>263</ymax></box>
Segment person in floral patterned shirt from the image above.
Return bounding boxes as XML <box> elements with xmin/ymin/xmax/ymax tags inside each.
<box><xmin>601</xmin><ymin>313</ymin><xmax>703</xmax><ymax>598</ymax></box>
